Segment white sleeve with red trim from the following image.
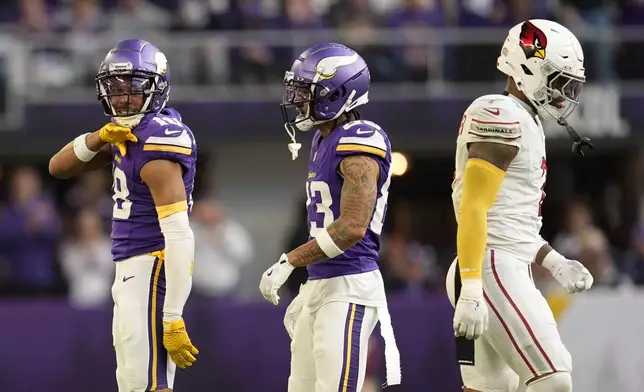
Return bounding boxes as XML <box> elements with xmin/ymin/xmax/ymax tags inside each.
<box><xmin>463</xmin><ymin>100</ymin><xmax>522</xmax><ymax>150</ymax></box>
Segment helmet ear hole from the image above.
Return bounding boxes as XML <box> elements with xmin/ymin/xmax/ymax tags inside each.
<box><xmin>327</xmin><ymin>86</ymin><xmax>347</xmax><ymax>103</ymax></box>
<box><xmin>521</xmin><ymin>64</ymin><xmax>533</xmax><ymax>75</ymax></box>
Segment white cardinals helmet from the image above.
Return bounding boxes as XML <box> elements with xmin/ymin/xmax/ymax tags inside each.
<box><xmin>497</xmin><ymin>19</ymin><xmax>585</xmax><ymax>120</ymax></box>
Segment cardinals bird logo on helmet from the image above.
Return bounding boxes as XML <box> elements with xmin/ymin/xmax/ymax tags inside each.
<box><xmin>519</xmin><ymin>21</ymin><xmax>548</xmax><ymax>60</ymax></box>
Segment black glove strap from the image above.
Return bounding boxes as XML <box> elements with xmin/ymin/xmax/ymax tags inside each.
<box><xmin>454</xmin><ymin>261</ymin><xmax>476</xmax><ymax>366</ymax></box>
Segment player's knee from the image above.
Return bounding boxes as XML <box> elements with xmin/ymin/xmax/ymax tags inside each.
<box><xmin>526</xmin><ymin>371</ymin><xmax>572</xmax><ymax>392</ymax></box>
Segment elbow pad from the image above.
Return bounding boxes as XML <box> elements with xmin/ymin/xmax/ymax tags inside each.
<box><xmin>158</xmin><ymin>202</ymin><xmax>194</xmax><ymax>322</ymax></box>
<box><xmin>457</xmin><ymin>159</ymin><xmax>506</xmax><ymax>280</ymax></box>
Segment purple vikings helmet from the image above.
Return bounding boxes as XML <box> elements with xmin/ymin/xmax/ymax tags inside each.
<box><xmin>281</xmin><ymin>43</ymin><xmax>370</xmax><ymax>159</ymax></box>
<box><xmin>96</xmin><ymin>39</ymin><xmax>170</xmax><ymax>128</ymax></box>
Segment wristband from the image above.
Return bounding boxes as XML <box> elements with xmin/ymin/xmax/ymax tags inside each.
<box><xmin>315</xmin><ymin>229</ymin><xmax>344</xmax><ymax>258</ymax></box>
<box><xmin>73</xmin><ymin>133</ymin><xmax>98</xmax><ymax>162</ymax></box>
<box><xmin>542</xmin><ymin>249</ymin><xmax>566</xmax><ymax>272</ymax></box>
<box><xmin>460</xmin><ymin>279</ymin><xmax>483</xmax><ymax>299</ymax></box>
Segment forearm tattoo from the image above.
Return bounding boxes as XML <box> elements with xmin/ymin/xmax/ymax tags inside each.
<box><xmin>287</xmin><ymin>155</ymin><xmax>380</xmax><ymax>268</ymax></box>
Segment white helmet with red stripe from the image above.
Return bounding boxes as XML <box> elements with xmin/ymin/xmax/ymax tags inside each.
<box><xmin>497</xmin><ymin>19</ymin><xmax>585</xmax><ymax>120</ymax></box>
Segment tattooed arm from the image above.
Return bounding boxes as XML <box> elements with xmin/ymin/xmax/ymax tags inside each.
<box><xmin>286</xmin><ymin>155</ymin><xmax>380</xmax><ymax>268</ymax></box>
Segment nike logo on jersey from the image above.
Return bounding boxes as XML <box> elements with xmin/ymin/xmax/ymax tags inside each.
<box><xmin>122</xmin><ymin>275</ymin><xmax>135</xmax><ymax>282</ymax></box>
<box><xmin>483</xmin><ymin>108</ymin><xmax>500</xmax><ymax>116</ymax></box>
<box><xmin>164</xmin><ymin>129</ymin><xmax>182</xmax><ymax>135</ymax></box>
<box><xmin>356</xmin><ymin>129</ymin><xmax>374</xmax><ymax>135</ymax></box>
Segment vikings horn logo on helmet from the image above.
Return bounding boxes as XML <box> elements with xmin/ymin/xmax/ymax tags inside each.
<box><xmin>519</xmin><ymin>21</ymin><xmax>548</xmax><ymax>60</ymax></box>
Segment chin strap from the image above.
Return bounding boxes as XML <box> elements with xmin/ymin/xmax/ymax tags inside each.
<box><xmin>112</xmin><ymin>114</ymin><xmax>144</xmax><ymax>129</ymax></box>
<box><xmin>557</xmin><ymin>118</ymin><xmax>594</xmax><ymax>156</ymax></box>
<box><xmin>284</xmin><ymin>123</ymin><xmax>302</xmax><ymax>160</ymax></box>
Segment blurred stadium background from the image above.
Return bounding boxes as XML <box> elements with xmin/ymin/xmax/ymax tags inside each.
<box><xmin>1</xmin><ymin>0</ymin><xmax>644</xmax><ymax>391</ymax></box>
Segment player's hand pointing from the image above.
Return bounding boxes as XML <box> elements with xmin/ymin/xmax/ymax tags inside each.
<box><xmin>98</xmin><ymin>123</ymin><xmax>138</xmax><ymax>155</ymax></box>
<box><xmin>163</xmin><ymin>318</ymin><xmax>199</xmax><ymax>369</ymax></box>
<box><xmin>259</xmin><ymin>253</ymin><xmax>295</xmax><ymax>305</ymax></box>
<box><xmin>453</xmin><ymin>280</ymin><xmax>488</xmax><ymax>340</ymax></box>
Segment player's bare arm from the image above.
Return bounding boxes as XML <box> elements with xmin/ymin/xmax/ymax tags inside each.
<box><xmin>467</xmin><ymin>142</ymin><xmax>518</xmax><ymax>171</ymax></box>
<box><xmin>287</xmin><ymin>155</ymin><xmax>380</xmax><ymax>268</ymax></box>
<box><xmin>48</xmin><ymin>132</ymin><xmax>111</xmax><ymax>179</ymax></box>
<box><xmin>49</xmin><ymin>123</ymin><xmax>138</xmax><ymax>179</ymax></box>
<box><xmin>534</xmin><ymin>242</ymin><xmax>555</xmax><ymax>265</ymax></box>
<box><xmin>140</xmin><ymin>159</ymin><xmax>187</xmax><ymax>206</ymax></box>
<box><xmin>140</xmin><ymin>159</ymin><xmax>199</xmax><ymax>370</ymax></box>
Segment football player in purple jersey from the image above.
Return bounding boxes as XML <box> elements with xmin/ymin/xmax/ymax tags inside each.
<box><xmin>259</xmin><ymin>43</ymin><xmax>402</xmax><ymax>392</ymax></box>
<box><xmin>50</xmin><ymin>39</ymin><xmax>198</xmax><ymax>392</ymax></box>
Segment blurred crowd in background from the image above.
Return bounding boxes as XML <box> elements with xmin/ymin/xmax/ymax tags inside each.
<box><xmin>1</xmin><ymin>0</ymin><xmax>644</xmax><ymax>311</ymax></box>
<box><xmin>4</xmin><ymin>0</ymin><xmax>644</xmax><ymax>89</ymax></box>
<box><xmin>0</xmin><ymin>161</ymin><xmax>261</xmax><ymax>306</ymax></box>
<box><xmin>2</xmin><ymin>153</ymin><xmax>644</xmax><ymax>308</ymax></box>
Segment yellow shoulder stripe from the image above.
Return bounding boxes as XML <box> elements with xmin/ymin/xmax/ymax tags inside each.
<box><xmin>156</xmin><ymin>200</ymin><xmax>188</xmax><ymax>219</ymax></box>
<box><xmin>336</xmin><ymin>144</ymin><xmax>386</xmax><ymax>158</ymax></box>
<box><xmin>144</xmin><ymin>144</ymin><xmax>192</xmax><ymax>155</ymax></box>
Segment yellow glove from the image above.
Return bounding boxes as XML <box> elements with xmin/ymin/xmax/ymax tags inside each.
<box><xmin>163</xmin><ymin>318</ymin><xmax>199</xmax><ymax>369</ymax></box>
<box><xmin>98</xmin><ymin>123</ymin><xmax>138</xmax><ymax>156</ymax></box>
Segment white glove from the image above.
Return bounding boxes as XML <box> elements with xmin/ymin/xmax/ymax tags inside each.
<box><xmin>453</xmin><ymin>279</ymin><xmax>488</xmax><ymax>340</ymax></box>
<box><xmin>283</xmin><ymin>288</ymin><xmax>304</xmax><ymax>340</ymax></box>
<box><xmin>543</xmin><ymin>250</ymin><xmax>594</xmax><ymax>294</ymax></box>
<box><xmin>259</xmin><ymin>253</ymin><xmax>295</xmax><ymax>305</ymax></box>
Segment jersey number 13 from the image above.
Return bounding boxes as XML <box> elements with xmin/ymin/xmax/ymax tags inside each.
<box><xmin>306</xmin><ymin>169</ymin><xmax>392</xmax><ymax>237</ymax></box>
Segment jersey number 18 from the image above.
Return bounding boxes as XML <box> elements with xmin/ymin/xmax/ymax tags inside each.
<box><xmin>112</xmin><ymin>166</ymin><xmax>194</xmax><ymax>220</ymax></box>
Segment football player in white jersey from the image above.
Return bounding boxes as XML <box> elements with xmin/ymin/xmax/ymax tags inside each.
<box><xmin>447</xmin><ymin>19</ymin><xmax>595</xmax><ymax>392</ymax></box>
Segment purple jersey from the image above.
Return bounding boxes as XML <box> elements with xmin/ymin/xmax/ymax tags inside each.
<box><xmin>110</xmin><ymin>107</ymin><xmax>197</xmax><ymax>261</ymax></box>
<box><xmin>306</xmin><ymin>120</ymin><xmax>392</xmax><ymax>280</ymax></box>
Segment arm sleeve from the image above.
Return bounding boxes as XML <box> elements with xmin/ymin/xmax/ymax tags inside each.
<box><xmin>457</xmin><ymin>159</ymin><xmax>506</xmax><ymax>280</ymax></box>
<box><xmin>158</xmin><ymin>202</ymin><xmax>195</xmax><ymax>321</ymax></box>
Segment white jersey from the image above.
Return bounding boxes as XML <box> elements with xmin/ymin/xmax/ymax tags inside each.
<box><xmin>452</xmin><ymin>94</ymin><xmax>547</xmax><ymax>263</ymax></box>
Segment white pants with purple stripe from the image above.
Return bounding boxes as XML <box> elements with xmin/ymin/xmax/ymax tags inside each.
<box><xmin>112</xmin><ymin>253</ymin><xmax>176</xmax><ymax>392</ymax></box>
<box><xmin>288</xmin><ymin>301</ymin><xmax>379</xmax><ymax>392</ymax></box>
